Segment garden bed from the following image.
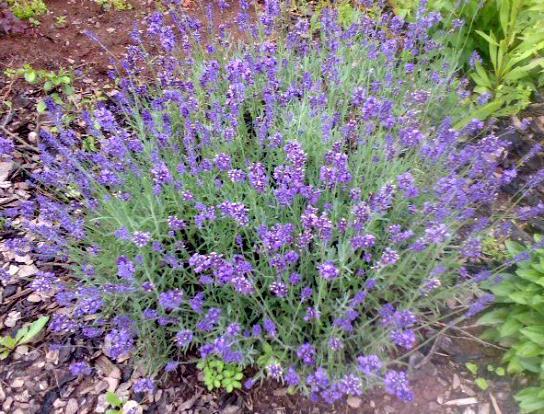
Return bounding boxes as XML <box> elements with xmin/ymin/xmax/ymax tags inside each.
<box><xmin>1</xmin><ymin>1</ymin><xmax>544</xmax><ymax>413</ymax></box>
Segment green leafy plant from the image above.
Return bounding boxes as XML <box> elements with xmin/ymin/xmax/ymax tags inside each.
<box><xmin>0</xmin><ymin>316</ymin><xmax>49</xmax><ymax>360</ymax></box>
<box><xmin>479</xmin><ymin>235</ymin><xmax>544</xmax><ymax>413</ymax></box>
<box><xmin>5</xmin><ymin>65</ymin><xmax>74</xmax><ymax>110</ymax></box>
<box><xmin>6</xmin><ymin>0</ymin><xmax>47</xmax><ymax>20</ymax></box>
<box><xmin>482</xmin><ymin>235</ymin><xmax>508</xmax><ymax>263</ymax></box>
<box><xmin>55</xmin><ymin>15</ymin><xmax>67</xmax><ymax>28</ymax></box>
<box><xmin>197</xmin><ymin>358</ymin><xmax>243</xmax><ymax>392</ymax></box>
<box><xmin>95</xmin><ymin>0</ymin><xmax>132</xmax><ymax>11</ymax></box>
<box><xmin>464</xmin><ymin>362</ymin><xmax>490</xmax><ymax>391</ymax></box>
<box><xmin>469</xmin><ymin>0</ymin><xmax>544</xmax><ymax>118</ymax></box>
<box><xmin>104</xmin><ymin>391</ymin><xmax>124</xmax><ymax>414</ymax></box>
<box><xmin>389</xmin><ymin>0</ymin><xmax>544</xmax><ymax>120</ymax></box>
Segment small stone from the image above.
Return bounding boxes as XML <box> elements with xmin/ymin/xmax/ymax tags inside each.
<box><xmin>221</xmin><ymin>405</ymin><xmax>241</xmax><ymax>414</ymax></box>
<box><xmin>104</xmin><ymin>376</ymin><xmax>119</xmax><ymax>393</ymax></box>
<box><xmin>2</xmin><ymin>396</ymin><xmax>13</xmax><ymax>411</ymax></box>
<box><xmin>5</xmin><ymin>311</ymin><xmax>21</xmax><ymax>327</ymax></box>
<box><xmin>17</xmin><ymin>264</ymin><xmax>39</xmax><ymax>278</ymax></box>
<box><xmin>11</xmin><ymin>378</ymin><xmax>24</xmax><ymax>388</ymax></box>
<box><xmin>13</xmin><ymin>345</ymin><xmax>29</xmax><ymax>358</ymax></box>
<box><xmin>478</xmin><ymin>403</ymin><xmax>491</xmax><ymax>414</ymax></box>
<box><xmin>122</xmin><ymin>400</ymin><xmax>143</xmax><ymax>414</ymax></box>
<box><xmin>53</xmin><ymin>399</ymin><xmax>66</xmax><ymax>409</ymax></box>
<box><xmin>0</xmin><ymin>161</ymin><xmax>13</xmax><ymax>182</ymax></box>
<box><xmin>27</xmin><ymin>293</ymin><xmax>43</xmax><ymax>303</ymax></box>
<box><xmin>65</xmin><ymin>398</ymin><xmax>79</xmax><ymax>414</ymax></box>
<box><xmin>347</xmin><ymin>396</ymin><xmax>362</xmax><ymax>408</ymax></box>
<box><xmin>94</xmin><ymin>393</ymin><xmax>108</xmax><ymax>414</ymax></box>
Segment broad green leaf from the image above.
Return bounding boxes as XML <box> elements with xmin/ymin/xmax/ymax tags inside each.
<box><xmin>0</xmin><ymin>336</ymin><xmax>18</xmax><ymax>350</ymax></box>
<box><xmin>465</xmin><ymin>362</ymin><xmax>478</xmax><ymax>375</ymax></box>
<box><xmin>519</xmin><ymin>357</ymin><xmax>542</xmax><ymax>373</ymax></box>
<box><xmin>19</xmin><ymin>316</ymin><xmax>49</xmax><ymax>345</ymax></box>
<box><xmin>105</xmin><ymin>391</ymin><xmax>123</xmax><ymax>407</ymax></box>
<box><xmin>478</xmin><ymin>308</ymin><xmax>508</xmax><ymax>325</ymax></box>
<box><xmin>520</xmin><ymin>326</ymin><xmax>544</xmax><ymax>347</ymax></box>
<box><xmin>515</xmin><ymin>387</ymin><xmax>544</xmax><ymax>413</ymax></box>
<box><xmin>516</xmin><ymin>268</ymin><xmax>543</xmax><ymax>283</ymax></box>
<box><xmin>505</xmin><ymin>240</ymin><xmax>526</xmax><ymax>257</ymax></box>
<box><xmin>507</xmin><ymin>356</ymin><xmax>524</xmax><ymax>374</ymax></box>
<box><xmin>455</xmin><ymin>99</ymin><xmax>504</xmax><ymax>128</ymax></box>
<box><xmin>499</xmin><ymin>317</ymin><xmax>522</xmax><ymax>337</ymax></box>
<box><xmin>514</xmin><ymin>341</ymin><xmax>541</xmax><ymax>358</ymax></box>
<box><xmin>509</xmin><ymin>291</ymin><xmax>530</xmax><ymax>305</ymax></box>
<box><xmin>476</xmin><ymin>30</ymin><xmax>500</xmax><ymax>46</ymax></box>
<box><xmin>36</xmin><ymin>100</ymin><xmax>47</xmax><ymax>113</ymax></box>
<box><xmin>24</xmin><ymin>70</ymin><xmax>37</xmax><ymax>83</ymax></box>
<box><xmin>43</xmin><ymin>81</ymin><xmax>54</xmax><ymax>92</ymax></box>
<box><xmin>513</xmin><ymin>311</ymin><xmax>541</xmax><ymax>326</ymax></box>
<box><xmin>475</xmin><ymin>377</ymin><xmax>489</xmax><ymax>390</ymax></box>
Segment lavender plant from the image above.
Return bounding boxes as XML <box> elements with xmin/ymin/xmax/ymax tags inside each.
<box><xmin>4</xmin><ymin>0</ymin><xmax>543</xmax><ymax>405</ymax></box>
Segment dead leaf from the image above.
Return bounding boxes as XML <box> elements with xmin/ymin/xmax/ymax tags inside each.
<box><xmin>453</xmin><ymin>373</ymin><xmax>461</xmax><ymax>390</ymax></box>
<box><xmin>0</xmin><ymin>161</ymin><xmax>13</xmax><ymax>182</ymax></box>
<box><xmin>95</xmin><ymin>355</ymin><xmax>121</xmax><ymax>379</ymax></box>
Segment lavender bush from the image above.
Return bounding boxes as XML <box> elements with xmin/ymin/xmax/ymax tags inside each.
<box><xmin>4</xmin><ymin>0</ymin><xmax>541</xmax><ymax>404</ymax></box>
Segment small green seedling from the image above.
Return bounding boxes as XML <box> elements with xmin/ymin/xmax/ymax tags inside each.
<box><xmin>0</xmin><ymin>316</ymin><xmax>49</xmax><ymax>360</ymax></box>
<box><xmin>475</xmin><ymin>377</ymin><xmax>489</xmax><ymax>391</ymax></box>
<box><xmin>465</xmin><ymin>362</ymin><xmax>479</xmax><ymax>376</ymax></box>
<box><xmin>256</xmin><ymin>342</ymin><xmax>278</xmax><ymax>369</ymax></box>
<box><xmin>5</xmin><ymin>65</ymin><xmax>74</xmax><ymax>112</ymax></box>
<box><xmin>104</xmin><ymin>391</ymin><xmax>123</xmax><ymax>414</ymax></box>
<box><xmin>465</xmin><ymin>362</ymin><xmax>492</xmax><ymax>391</ymax></box>
<box><xmin>55</xmin><ymin>15</ymin><xmax>67</xmax><ymax>28</ymax></box>
<box><xmin>6</xmin><ymin>64</ymin><xmax>73</xmax><ymax>95</ymax></box>
<box><xmin>487</xmin><ymin>364</ymin><xmax>506</xmax><ymax>377</ymax></box>
<box><xmin>197</xmin><ymin>358</ymin><xmax>243</xmax><ymax>392</ymax></box>
<box><xmin>95</xmin><ymin>0</ymin><xmax>132</xmax><ymax>11</ymax></box>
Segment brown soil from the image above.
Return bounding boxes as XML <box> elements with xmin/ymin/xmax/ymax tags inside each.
<box><xmin>0</xmin><ymin>0</ymin><xmax>153</xmax><ymax>79</ymax></box>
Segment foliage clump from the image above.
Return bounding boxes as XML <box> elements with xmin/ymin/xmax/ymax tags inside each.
<box><xmin>480</xmin><ymin>236</ymin><xmax>544</xmax><ymax>413</ymax></box>
<box><xmin>4</xmin><ymin>0</ymin><xmax>543</xmax><ymax>404</ymax></box>
<box><xmin>389</xmin><ymin>0</ymin><xmax>544</xmax><ymax>120</ymax></box>
<box><xmin>6</xmin><ymin>0</ymin><xmax>47</xmax><ymax>20</ymax></box>
<box><xmin>95</xmin><ymin>0</ymin><xmax>132</xmax><ymax>11</ymax></box>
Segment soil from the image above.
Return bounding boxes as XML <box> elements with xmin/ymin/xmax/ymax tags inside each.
<box><xmin>1</xmin><ymin>1</ymin><xmax>543</xmax><ymax>413</ymax></box>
